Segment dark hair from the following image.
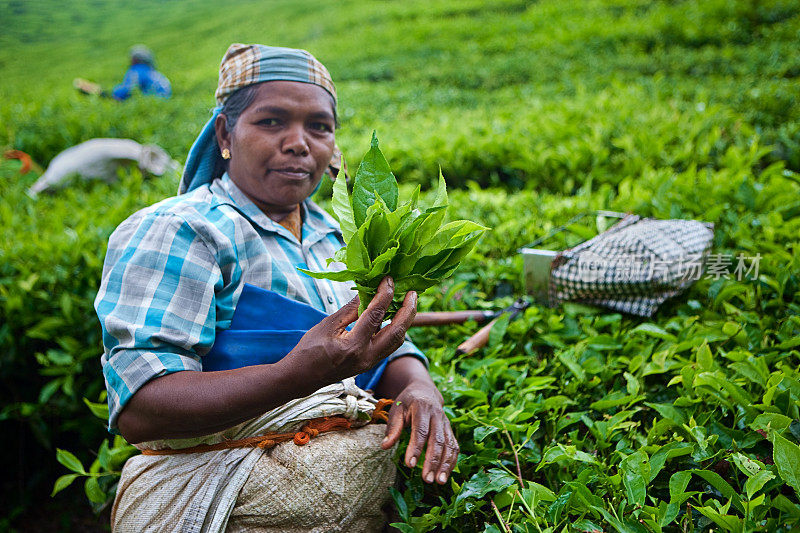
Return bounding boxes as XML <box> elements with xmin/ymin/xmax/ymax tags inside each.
<box><xmin>212</xmin><ymin>82</ymin><xmax>338</xmax><ymax>178</ymax></box>
<box><xmin>221</xmin><ymin>85</ymin><xmax>260</xmax><ymax>133</ymax></box>
<box><xmin>213</xmin><ymin>85</ymin><xmax>259</xmax><ymax>179</ymax></box>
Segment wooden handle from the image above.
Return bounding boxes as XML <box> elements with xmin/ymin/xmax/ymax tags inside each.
<box><xmin>456</xmin><ymin>317</ymin><xmax>500</xmax><ymax>355</ymax></box>
<box><xmin>454</xmin><ymin>300</ymin><xmax>528</xmax><ymax>355</ymax></box>
<box><xmin>411</xmin><ymin>310</ymin><xmax>493</xmax><ymax>327</ymax></box>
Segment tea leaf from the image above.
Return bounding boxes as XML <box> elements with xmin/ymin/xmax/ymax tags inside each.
<box><xmin>351</xmin><ymin>132</ymin><xmax>398</xmax><ymax>228</ymax></box>
<box><xmin>56</xmin><ymin>449</ymin><xmax>86</xmax><ymax>474</ymax></box>
<box><xmin>51</xmin><ymin>474</ymin><xmax>79</xmax><ymax>497</ymax></box>
<box><xmin>620</xmin><ymin>450</ymin><xmax>649</xmax><ymax>507</ymax></box>
<box><xmin>773</xmin><ymin>433</ymin><xmax>800</xmax><ymax>495</ymax></box>
<box><xmin>84</xmin><ymin>477</ymin><xmax>105</xmax><ymax>504</ymax></box>
<box><xmin>746</xmin><ymin>469</ymin><xmax>775</xmax><ymax>500</ymax></box>
<box><xmin>455</xmin><ymin>469</ymin><xmax>517</xmax><ymax>504</ymax></box>
<box><xmin>389</xmin><ymin>487</ymin><xmax>409</xmax><ymax>522</ymax></box>
<box><xmin>331</xmin><ymin>167</ymin><xmax>356</xmax><ymax>243</ymax></box>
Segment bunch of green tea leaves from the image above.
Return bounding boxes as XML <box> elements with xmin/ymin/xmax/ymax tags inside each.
<box><xmin>301</xmin><ymin>133</ymin><xmax>487</xmax><ymax>318</ymax></box>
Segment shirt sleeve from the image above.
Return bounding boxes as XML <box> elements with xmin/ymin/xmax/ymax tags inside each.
<box><xmin>387</xmin><ymin>338</ymin><xmax>428</xmax><ymax>367</ymax></box>
<box><xmin>95</xmin><ymin>213</ymin><xmax>222</xmax><ymax>433</ymax></box>
<box><xmin>111</xmin><ymin>67</ymin><xmax>138</xmax><ymax>101</ymax></box>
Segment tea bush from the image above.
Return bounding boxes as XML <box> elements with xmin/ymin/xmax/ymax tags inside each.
<box><xmin>402</xmin><ymin>150</ymin><xmax>800</xmax><ymax>532</ymax></box>
<box><xmin>1</xmin><ymin>0</ymin><xmax>799</xmax><ymax>530</ymax></box>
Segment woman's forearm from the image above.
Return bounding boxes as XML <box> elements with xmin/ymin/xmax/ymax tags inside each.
<box><xmin>374</xmin><ymin>355</ymin><xmax>438</xmax><ymax>400</ymax></box>
<box><xmin>117</xmin><ymin>357</ymin><xmax>321</xmax><ymax>444</ymax></box>
<box><xmin>376</xmin><ymin>355</ymin><xmax>457</xmax><ymax>484</ymax></box>
<box><xmin>117</xmin><ymin>280</ymin><xmax>418</xmax><ymax>444</ymax></box>
<box><xmin>117</xmin><ymin>353</ymin><xmax>428</xmax><ymax>444</ymax></box>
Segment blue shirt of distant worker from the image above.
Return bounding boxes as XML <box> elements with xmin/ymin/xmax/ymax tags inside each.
<box><xmin>112</xmin><ymin>45</ymin><xmax>172</xmax><ymax>101</ymax></box>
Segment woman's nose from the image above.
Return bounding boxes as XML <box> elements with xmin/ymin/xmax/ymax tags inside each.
<box><xmin>282</xmin><ymin>125</ymin><xmax>310</xmax><ymax>157</ymax></box>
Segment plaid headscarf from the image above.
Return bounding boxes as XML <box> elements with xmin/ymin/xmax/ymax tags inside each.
<box><xmin>180</xmin><ymin>44</ymin><xmax>340</xmax><ymax>194</ymax></box>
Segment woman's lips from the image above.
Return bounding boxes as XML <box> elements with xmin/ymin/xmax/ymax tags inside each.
<box><xmin>270</xmin><ymin>168</ymin><xmax>311</xmax><ymax>179</ymax></box>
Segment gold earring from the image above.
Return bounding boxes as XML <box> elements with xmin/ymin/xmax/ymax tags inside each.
<box><xmin>221</xmin><ymin>148</ymin><xmax>231</xmax><ymax>160</ymax></box>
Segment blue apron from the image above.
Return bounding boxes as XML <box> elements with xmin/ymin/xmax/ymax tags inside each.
<box><xmin>203</xmin><ymin>283</ymin><xmax>388</xmax><ymax>391</ymax></box>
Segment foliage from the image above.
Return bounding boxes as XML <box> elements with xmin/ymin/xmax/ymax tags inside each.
<box><xmin>2</xmin><ymin>0</ymin><xmax>799</xmax><ymax>186</ymax></box>
<box><xmin>389</xmin><ymin>154</ymin><xmax>800</xmax><ymax>532</ymax></box>
<box><xmin>0</xmin><ymin>161</ymin><xmax>179</xmax><ymax>523</ymax></box>
<box><xmin>301</xmin><ymin>134</ymin><xmax>486</xmax><ymax>316</ymax></box>
<box><xmin>1</xmin><ymin>0</ymin><xmax>799</xmax><ymax>531</ymax></box>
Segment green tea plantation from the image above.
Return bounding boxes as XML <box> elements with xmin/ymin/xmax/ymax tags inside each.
<box><xmin>1</xmin><ymin>0</ymin><xmax>799</xmax><ymax>531</ymax></box>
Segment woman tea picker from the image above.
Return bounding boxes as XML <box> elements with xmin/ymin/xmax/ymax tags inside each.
<box><xmin>95</xmin><ymin>44</ymin><xmax>459</xmax><ymax>532</ymax></box>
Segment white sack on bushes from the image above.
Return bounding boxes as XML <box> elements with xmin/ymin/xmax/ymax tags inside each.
<box><xmin>28</xmin><ymin>138</ymin><xmax>178</xmax><ymax>196</ymax></box>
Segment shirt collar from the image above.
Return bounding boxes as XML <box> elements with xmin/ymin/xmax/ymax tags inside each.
<box><xmin>211</xmin><ymin>174</ymin><xmax>341</xmax><ymax>242</ymax></box>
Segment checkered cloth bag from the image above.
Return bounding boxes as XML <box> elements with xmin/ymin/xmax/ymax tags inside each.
<box><xmin>549</xmin><ymin>215</ymin><xmax>714</xmax><ymax>316</ymax></box>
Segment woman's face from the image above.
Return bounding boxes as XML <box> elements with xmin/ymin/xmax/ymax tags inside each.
<box><xmin>215</xmin><ymin>81</ymin><xmax>336</xmax><ymax>217</ymax></box>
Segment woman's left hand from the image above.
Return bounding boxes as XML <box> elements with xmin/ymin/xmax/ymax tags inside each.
<box><xmin>381</xmin><ymin>380</ymin><xmax>460</xmax><ymax>484</ymax></box>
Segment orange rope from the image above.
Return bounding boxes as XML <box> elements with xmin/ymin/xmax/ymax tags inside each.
<box><xmin>293</xmin><ymin>432</ymin><xmax>311</xmax><ymax>445</ymax></box>
<box><xmin>3</xmin><ymin>150</ymin><xmax>33</xmax><ymax>174</ymax></box>
<box><xmin>141</xmin><ymin>400</ymin><xmax>394</xmax><ymax>456</ymax></box>
<box><xmin>371</xmin><ymin>398</ymin><xmax>394</xmax><ymax>423</ymax></box>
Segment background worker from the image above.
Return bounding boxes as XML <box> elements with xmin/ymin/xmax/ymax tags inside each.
<box><xmin>74</xmin><ymin>45</ymin><xmax>171</xmax><ymax>100</ymax></box>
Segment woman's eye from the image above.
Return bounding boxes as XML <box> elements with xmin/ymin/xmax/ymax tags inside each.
<box><xmin>310</xmin><ymin>122</ymin><xmax>333</xmax><ymax>133</ymax></box>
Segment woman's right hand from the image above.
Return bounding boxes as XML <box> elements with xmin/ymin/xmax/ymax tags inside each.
<box><xmin>285</xmin><ymin>277</ymin><xmax>418</xmax><ymax>387</ymax></box>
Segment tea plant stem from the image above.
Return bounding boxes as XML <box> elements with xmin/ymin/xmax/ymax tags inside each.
<box><xmin>516</xmin><ymin>490</ymin><xmax>543</xmax><ymax>533</ymax></box>
<box><xmin>506</xmin><ymin>490</ymin><xmax>516</xmax><ymax>523</ymax></box>
<box><xmin>491</xmin><ymin>498</ymin><xmax>512</xmax><ymax>533</ymax></box>
<box><xmin>683</xmin><ymin>503</ymin><xmax>692</xmax><ymax>533</ymax></box>
<box><xmin>504</xmin><ymin>429</ymin><xmax>524</xmax><ymax>487</ymax></box>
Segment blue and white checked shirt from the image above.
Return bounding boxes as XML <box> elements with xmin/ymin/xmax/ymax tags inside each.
<box><xmin>95</xmin><ymin>173</ymin><xmax>424</xmax><ymax>433</ymax></box>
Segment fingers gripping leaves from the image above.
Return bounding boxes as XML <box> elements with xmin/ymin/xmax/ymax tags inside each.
<box><xmin>299</xmin><ymin>133</ymin><xmax>488</xmax><ymax>318</ymax></box>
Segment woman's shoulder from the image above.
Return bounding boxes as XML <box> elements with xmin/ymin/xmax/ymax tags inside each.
<box><xmin>109</xmin><ymin>185</ymin><xmax>242</xmax><ymax>249</ymax></box>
